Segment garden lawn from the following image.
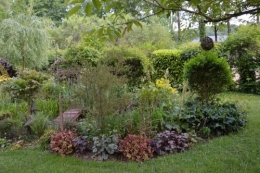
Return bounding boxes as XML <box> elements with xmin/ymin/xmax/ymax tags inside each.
<box><xmin>0</xmin><ymin>93</ymin><xmax>260</xmax><ymax>173</ymax></box>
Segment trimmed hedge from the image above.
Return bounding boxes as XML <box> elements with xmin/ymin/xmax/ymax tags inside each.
<box><xmin>151</xmin><ymin>49</ymin><xmax>183</xmax><ymax>86</ymax></box>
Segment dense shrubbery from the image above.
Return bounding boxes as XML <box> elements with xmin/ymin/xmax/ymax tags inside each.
<box><xmin>184</xmin><ymin>51</ymin><xmax>233</xmax><ymax>102</ymax></box>
<box><xmin>151</xmin><ymin>49</ymin><xmax>183</xmax><ymax>86</ymax></box>
<box><xmin>0</xmin><ymin>9</ymin><xmax>255</xmax><ymax>164</ymax></box>
<box><xmin>104</xmin><ymin>46</ymin><xmax>150</xmax><ymax>87</ymax></box>
<box><xmin>224</xmin><ymin>25</ymin><xmax>260</xmax><ymax>94</ymax></box>
<box><xmin>64</xmin><ymin>46</ymin><xmax>102</xmax><ymax>67</ymax></box>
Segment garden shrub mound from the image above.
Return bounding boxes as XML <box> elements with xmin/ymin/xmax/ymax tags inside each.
<box><xmin>224</xmin><ymin>25</ymin><xmax>260</xmax><ymax>94</ymax></box>
<box><xmin>184</xmin><ymin>51</ymin><xmax>233</xmax><ymax>102</ymax></box>
<box><xmin>52</xmin><ymin>45</ymin><xmax>102</xmax><ymax>82</ymax></box>
<box><xmin>104</xmin><ymin>46</ymin><xmax>150</xmax><ymax>87</ymax></box>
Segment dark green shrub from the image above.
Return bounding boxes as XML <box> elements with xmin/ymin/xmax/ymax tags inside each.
<box><xmin>0</xmin><ymin>112</ymin><xmax>11</xmax><ymax>120</ymax></box>
<box><xmin>0</xmin><ymin>119</ymin><xmax>13</xmax><ymax>138</ymax></box>
<box><xmin>224</xmin><ymin>25</ymin><xmax>260</xmax><ymax>93</ymax></box>
<box><xmin>104</xmin><ymin>46</ymin><xmax>150</xmax><ymax>87</ymax></box>
<box><xmin>184</xmin><ymin>51</ymin><xmax>233</xmax><ymax>102</ymax></box>
<box><xmin>151</xmin><ymin>130</ymin><xmax>189</xmax><ymax>156</ymax></box>
<box><xmin>151</xmin><ymin>49</ymin><xmax>183</xmax><ymax>86</ymax></box>
<box><xmin>180</xmin><ymin>100</ymin><xmax>247</xmax><ymax>136</ymax></box>
<box><xmin>53</xmin><ymin>45</ymin><xmax>102</xmax><ymax>82</ymax></box>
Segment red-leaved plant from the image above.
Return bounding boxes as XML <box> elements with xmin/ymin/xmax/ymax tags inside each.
<box><xmin>50</xmin><ymin>130</ymin><xmax>77</xmax><ymax>155</ymax></box>
<box><xmin>119</xmin><ymin>134</ymin><xmax>153</xmax><ymax>162</ymax></box>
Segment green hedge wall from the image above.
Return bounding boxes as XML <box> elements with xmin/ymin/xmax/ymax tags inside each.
<box><xmin>151</xmin><ymin>49</ymin><xmax>183</xmax><ymax>86</ymax></box>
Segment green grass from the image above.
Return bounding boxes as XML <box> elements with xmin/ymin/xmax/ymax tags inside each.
<box><xmin>1</xmin><ymin>93</ymin><xmax>260</xmax><ymax>173</ymax></box>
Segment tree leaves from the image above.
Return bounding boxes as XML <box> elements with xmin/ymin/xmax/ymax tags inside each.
<box><xmin>84</xmin><ymin>3</ymin><xmax>92</xmax><ymax>16</ymax></box>
<box><xmin>68</xmin><ymin>5</ymin><xmax>81</xmax><ymax>16</ymax></box>
<box><xmin>67</xmin><ymin>0</ymin><xmax>104</xmax><ymax>16</ymax></box>
<box><xmin>92</xmin><ymin>0</ymin><xmax>101</xmax><ymax>11</ymax></box>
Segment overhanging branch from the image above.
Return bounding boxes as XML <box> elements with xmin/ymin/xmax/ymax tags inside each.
<box><xmin>142</xmin><ymin>0</ymin><xmax>260</xmax><ymax>23</ymax></box>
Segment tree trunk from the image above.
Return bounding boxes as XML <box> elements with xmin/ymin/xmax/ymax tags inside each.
<box><xmin>59</xmin><ymin>93</ymin><xmax>64</xmax><ymax>131</ymax></box>
<box><xmin>177</xmin><ymin>11</ymin><xmax>181</xmax><ymax>42</ymax></box>
<box><xmin>227</xmin><ymin>20</ymin><xmax>231</xmax><ymax>35</ymax></box>
<box><xmin>214</xmin><ymin>24</ymin><xmax>218</xmax><ymax>42</ymax></box>
<box><xmin>27</xmin><ymin>99</ymin><xmax>32</xmax><ymax>120</ymax></box>
<box><xmin>257</xmin><ymin>10</ymin><xmax>259</xmax><ymax>24</ymax></box>
<box><xmin>21</xmin><ymin>39</ymin><xmax>26</xmax><ymax>71</ymax></box>
<box><xmin>199</xmin><ymin>18</ymin><xmax>206</xmax><ymax>41</ymax></box>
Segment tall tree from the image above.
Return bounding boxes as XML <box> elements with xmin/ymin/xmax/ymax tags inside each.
<box><xmin>32</xmin><ymin>0</ymin><xmax>67</xmax><ymax>26</ymax></box>
<box><xmin>0</xmin><ymin>14</ymin><xmax>51</xmax><ymax>70</ymax></box>
<box><xmin>11</xmin><ymin>0</ymin><xmax>67</xmax><ymax>25</ymax></box>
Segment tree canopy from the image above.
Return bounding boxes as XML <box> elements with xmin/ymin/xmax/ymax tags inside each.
<box><xmin>66</xmin><ymin>0</ymin><xmax>260</xmax><ymax>41</ymax></box>
<box><xmin>0</xmin><ymin>14</ymin><xmax>51</xmax><ymax>70</ymax></box>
